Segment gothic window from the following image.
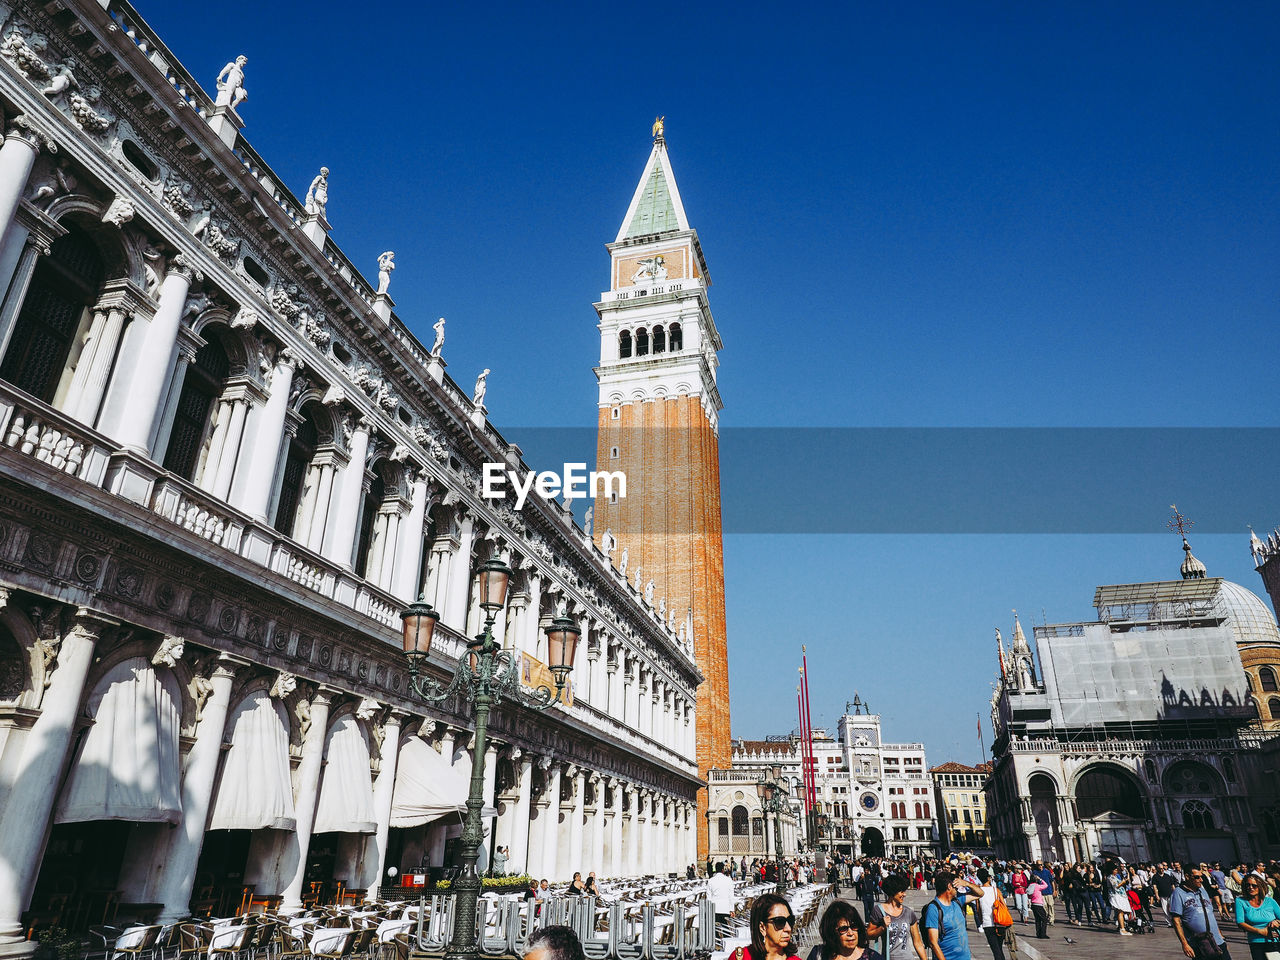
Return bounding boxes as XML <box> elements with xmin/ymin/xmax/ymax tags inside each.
<box><xmin>274</xmin><ymin>408</ymin><xmax>320</xmax><ymax>535</ymax></box>
<box><xmin>652</xmin><ymin>326</ymin><xmax>665</xmax><ymax>353</ymax></box>
<box><xmin>162</xmin><ymin>335</ymin><xmax>230</xmax><ymax>481</ymax></box>
<box><xmin>0</xmin><ymin>225</ymin><xmax>105</xmax><ymax>405</ymax></box>
<box><xmin>1269</xmin><ymin>697</ymin><xmax>1280</xmax><ymax>720</ymax></box>
<box><xmin>1075</xmin><ymin>767</ymin><xmax>1144</xmax><ymax>819</ymax></box>
<box><xmin>752</xmin><ymin>817</ymin><xmax>763</xmax><ymax>836</ymax></box>
<box><xmin>717</xmin><ymin>816</ymin><xmax>728</xmax><ymax>837</ymax></box>
<box><xmin>635</xmin><ymin>328</ymin><xmax>649</xmax><ymax>356</ymax></box>
<box><xmin>618</xmin><ymin>330</ymin><xmax>632</xmax><ymax>358</ymax></box>
<box><xmin>1144</xmin><ymin>758</ymin><xmax>1158</xmax><ymax>782</ymax></box>
<box><xmin>1223</xmin><ymin>756</ymin><xmax>1236</xmax><ymax>782</ymax></box>
<box><xmin>1182</xmin><ymin>800</ymin><xmax>1214</xmax><ymax>830</ymax></box>
<box><xmin>1261</xmin><ymin>667</ymin><xmax>1279</xmax><ymax>692</ymax></box>
<box><xmin>1165</xmin><ymin>760</ymin><xmax>1221</xmax><ymax>796</ymax></box>
<box><xmin>669</xmin><ymin>322</ymin><xmax>682</xmax><ymax>350</ymax></box>
<box><xmin>731</xmin><ymin>805</ymin><xmax>748</xmax><ymax>836</ymax></box>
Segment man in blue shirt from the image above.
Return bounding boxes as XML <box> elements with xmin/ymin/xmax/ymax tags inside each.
<box><xmin>1171</xmin><ymin>868</ymin><xmax>1231</xmax><ymax>959</ymax></box>
<box><xmin>923</xmin><ymin>870</ymin><xmax>983</xmax><ymax>959</ymax></box>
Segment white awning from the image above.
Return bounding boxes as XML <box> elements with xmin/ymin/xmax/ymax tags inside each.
<box><xmin>389</xmin><ymin>737</ymin><xmax>496</xmax><ymax>828</ymax></box>
<box><xmin>313</xmin><ymin>712</ymin><xmax>377</xmax><ymax>834</ymax></box>
<box><xmin>55</xmin><ymin>657</ymin><xmax>182</xmax><ymax>824</ymax></box>
<box><xmin>208</xmin><ymin>690</ymin><xmax>297</xmax><ymax>831</ymax></box>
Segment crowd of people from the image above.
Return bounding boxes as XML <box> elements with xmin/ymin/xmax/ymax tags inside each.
<box><xmin>702</xmin><ymin>853</ymin><xmax>1280</xmax><ymax>960</ymax></box>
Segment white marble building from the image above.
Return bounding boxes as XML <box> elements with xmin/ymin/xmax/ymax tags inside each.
<box><xmin>985</xmin><ymin>541</ymin><xmax>1280</xmax><ymax>865</ymax></box>
<box><xmin>708</xmin><ymin>706</ymin><xmax>935</xmax><ymax>862</ymax></box>
<box><xmin>0</xmin><ymin>0</ymin><xmax>703</xmax><ymax>945</ymax></box>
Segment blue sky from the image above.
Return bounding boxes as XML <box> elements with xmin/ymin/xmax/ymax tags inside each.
<box><xmin>145</xmin><ymin>1</ymin><xmax>1280</xmax><ymax>762</ymax></box>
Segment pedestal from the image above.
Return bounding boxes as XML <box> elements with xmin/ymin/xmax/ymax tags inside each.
<box><xmin>470</xmin><ymin>403</ymin><xmax>487</xmax><ymax>429</ymax></box>
<box><xmin>301</xmin><ymin>212</ymin><xmax>331</xmax><ymax>248</ymax></box>
<box><xmin>372</xmin><ymin>293</ymin><xmax>393</xmax><ymax>322</ymax></box>
<box><xmin>208</xmin><ymin>105</ymin><xmax>244</xmax><ymax>149</ymax></box>
<box><xmin>426</xmin><ymin>355</ymin><xmax>445</xmax><ymax>384</ymax></box>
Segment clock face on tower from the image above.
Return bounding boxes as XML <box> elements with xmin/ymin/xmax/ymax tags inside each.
<box><xmin>860</xmin><ymin>791</ymin><xmax>879</xmax><ymax>812</ymax></box>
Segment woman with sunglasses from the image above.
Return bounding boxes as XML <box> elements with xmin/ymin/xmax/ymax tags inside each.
<box><xmin>804</xmin><ymin>901</ymin><xmax>881</xmax><ymax>960</ymax></box>
<box><xmin>1235</xmin><ymin>874</ymin><xmax>1280</xmax><ymax>959</ymax></box>
<box><xmin>734</xmin><ymin>893</ymin><xmax>798</xmax><ymax>960</ymax></box>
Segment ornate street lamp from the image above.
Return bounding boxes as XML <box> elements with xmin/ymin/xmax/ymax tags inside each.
<box><xmin>757</xmin><ymin>764</ymin><xmax>787</xmax><ymax>896</ymax></box>
<box><xmin>400</xmin><ymin>555</ymin><xmax>578</xmax><ymax>960</ymax></box>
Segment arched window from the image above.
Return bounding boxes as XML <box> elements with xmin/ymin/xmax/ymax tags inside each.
<box><xmin>1269</xmin><ymin>697</ymin><xmax>1280</xmax><ymax>720</ymax></box>
<box><xmin>1075</xmin><ymin>767</ymin><xmax>1144</xmax><ymax>819</ymax></box>
<box><xmin>752</xmin><ymin>817</ymin><xmax>763</xmax><ymax>837</ymax></box>
<box><xmin>1261</xmin><ymin>667</ymin><xmax>1279</xmax><ymax>692</ymax></box>
<box><xmin>1223</xmin><ymin>756</ymin><xmax>1236</xmax><ymax>782</ymax></box>
<box><xmin>635</xmin><ymin>328</ymin><xmax>649</xmax><ymax>356</ymax></box>
<box><xmin>1182</xmin><ymin>800</ymin><xmax>1214</xmax><ymax>830</ymax></box>
<box><xmin>1165</xmin><ymin>760</ymin><xmax>1222</xmax><ymax>796</ymax></box>
<box><xmin>914</xmin><ymin>802</ymin><xmax>922</xmax><ymax>819</ymax></box>
<box><xmin>923</xmin><ymin>802</ymin><xmax>930</xmax><ymax>819</ymax></box>
<box><xmin>669</xmin><ymin>322</ymin><xmax>682</xmax><ymax>351</ymax></box>
<box><xmin>163</xmin><ymin>335</ymin><xmax>230</xmax><ymax>481</ymax></box>
<box><xmin>274</xmin><ymin>405</ymin><xmax>321</xmax><ymax>535</ymax></box>
<box><xmin>0</xmin><ymin>225</ymin><xmax>105</xmax><ymax>405</ymax></box>
<box><xmin>731</xmin><ymin>805</ymin><xmax>748</xmax><ymax>836</ymax></box>
<box><xmin>1144</xmin><ymin>758</ymin><xmax>1158</xmax><ymax>782</ymax></box>
<box><xmin>652</xmin><ymin>326</ymin><xmax>665</xmax><ymax>353</ymax></box>
<box><xmin>618</xmin><ymin>330</ymin><xmax>632</xmax><ymax>359</ymax></box>
<box><xmin>717</xmin><ymin>816</ymin><xmax>728</xmax><ymax>837</ymax></box>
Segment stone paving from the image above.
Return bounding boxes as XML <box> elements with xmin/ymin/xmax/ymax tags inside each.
<box><xmin>881</xmin><ymin>889</ymin><xmax>1257</xmax><ymax>960</ymax></box>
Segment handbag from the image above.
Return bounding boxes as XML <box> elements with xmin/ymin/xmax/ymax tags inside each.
<box><xmin>992</xmin><ymin>893</ymin><xmax>1014</xmax><ymax>928</ymax></box>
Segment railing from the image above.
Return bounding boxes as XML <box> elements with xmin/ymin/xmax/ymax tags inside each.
<box><xmin>104</xmin><ymin>0</ymin><xmax>217</xmax><ymax>119</ymax></box>
<box><xmin>411</xmin><ymin>894</ymin><xmax>716</xmax><ymax>960</ymax></box>
<box><xmin>0</xmin><ymin>392</ymin><xmax>112</xmax><ymax>486</ymax></box>
<box><xmin>1008</xmin><ymin>734</ymin><xmax>1277</xmax><ymax>754</ymax></box>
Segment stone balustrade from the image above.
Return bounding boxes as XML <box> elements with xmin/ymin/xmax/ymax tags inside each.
<box><xmin>0</xmin><ymin>388</ymin><xmax>112</xmax><ymax>487</ymax></box>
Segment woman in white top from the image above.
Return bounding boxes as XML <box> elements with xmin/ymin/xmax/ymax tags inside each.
<box><xmin>974</xmin><ymin>868</ymin><xmax>1007</xmax><ymax>960</ymax></box>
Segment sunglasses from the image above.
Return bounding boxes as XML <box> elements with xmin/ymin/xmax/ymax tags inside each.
<box><xmin>767</xmin><ymin>917</ymin><xmax>796</xmax><ymax>931</ymax></box>
<box><xmin>835</xmin><ymin>925</ymin><xmax>855</xmax><ymax>936</ymax></box>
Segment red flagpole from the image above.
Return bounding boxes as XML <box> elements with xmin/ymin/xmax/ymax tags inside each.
<box><xmin>802</xmin><ymin>651</ymin><xmax>817</xmax><ymax>807</ymax></box>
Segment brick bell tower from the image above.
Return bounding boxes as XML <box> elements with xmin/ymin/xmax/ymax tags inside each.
<box><xmin>592</xmin><ymin>119</ymin><xmax>729</xmax><ymax>859</ymax></box>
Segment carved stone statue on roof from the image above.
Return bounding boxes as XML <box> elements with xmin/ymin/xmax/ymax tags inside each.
<box><xmin>472</xmin><ymin>368</ymin><xmax>489</xmax><ymax>407</ymax></box>
<box><xmin>431</xmin><ymin>317</ymin><xmax>446</xmax><ymax>357</ymax></box>
<box><xmin>304</xmin><ymin>167</ymin><xmax>329</xmax><ymax>218</ymax></box>
<box><xmin>376</xmin><ymin>251</ymin><xmax>395</xmax><ymax>295</ymax></box>
<box><xmin>215</xmin><ymin>55</ymin><xmax>248</xmax><ymax>110</ymax></box>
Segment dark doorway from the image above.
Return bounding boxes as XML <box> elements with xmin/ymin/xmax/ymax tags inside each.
<box><xmin>861</xmin><ymin>826</ymin><xmax>885</xmax><ymax>858</ymax></box>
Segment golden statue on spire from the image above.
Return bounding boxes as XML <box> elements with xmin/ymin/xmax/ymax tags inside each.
<box><xmin>652</xmin><ymin>115</ymin><xmax>665</xmax><ymax>141</ymax></box>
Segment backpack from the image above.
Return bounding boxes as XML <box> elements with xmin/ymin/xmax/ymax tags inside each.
<box><xmin>923</xmin><ymin>899</ymin><xmax>949</xmax><ymax>956</ymax></box>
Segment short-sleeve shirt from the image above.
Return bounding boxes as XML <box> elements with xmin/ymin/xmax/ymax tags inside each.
<box><xmin>1235</xmin><ymin>895</ymin><xmax>1280</xmax><ymax>943</ymax></box>
<box><xmin>1155</xmin><ymin>873</ymin><xmax>1177</xmax><ymax>898</ymax></box>
<box><xmin>1170</xmin><ymin>885</ymin><xmax>1225</xmax><ymax>945</ymax></box>
<box><xmin>869</xmin><ymin>902</ymin><xmax>918</xmax><ymax>956</ymax></box>
<box><xmin>922</xmin><ymin>898</ymin><xmax>970</xmax><ymax>959</ymax></box>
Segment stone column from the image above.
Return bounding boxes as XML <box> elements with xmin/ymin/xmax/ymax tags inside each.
<box><xmin>609</xmin><ymin>780</ymin><xmax>624</xmax><ymax>878</ymax></box>
<box><xmin>509</xmin><ymin>754</ymin><xmax>533</xmax><ymax>875</ymax></box>
<box><xmin>279</xmin><ymin>688</ymin><xmax>333</xmax><ymax>910</ymax></box>
<box><xmin>539</xmin><ymin>761</ymin><xmax>562</xmax><ymax>881</ymax></box>
<box><xmin>0</xmin><ymin>118</ymin><xmax>43</xmax><ymax>251</ymax></box>
<box><xmin>562</xmin><ymin>766</ymin><xmax>584</xmax><ymax>879</ymax></box>
<box><xmin>233</xmin><ymin>350</ymin><xmax>298</xmax><ymax>521</ymax></box>
<box><xmin>606</xmin><ymin>654</ymin><xmax>620</xmax><ymax>719</ymax></box>
<box><xmin>113</xmin><ymin>256</ymin><xmax>201</xmax><ymax>455</ymax></box>
<box><xmin>63</xmin><ymin>289</ymin><xmax>143</xmax><ymax>427</ymax></box>
<box><xmin>391</xmin><ymin>471</ymin><xmax>429</xmax><ymax>601</ymax></box>
<box><xmin>302</xmin><ymin>457</ymin><xmax>339</xmax><ymax>553</ymax></box>
<box><xmin>443</xmin><ymin>515</ymin><xmax>475</xmax><ymax>631</ymax></box>
<box><xmin>154</xmin><ymin>657</ymin><xmax>237</xmax><ymax>922</ymax></box>
<box><xmin>493</xmin><ymin>747</ymin><xmax>520</xmax><ymax>864</ymax></box>
<box><xmin>589</xmin><ymin>774</ymin><xmax>605</xmax><ymax>875</ymax></box>
<box><xmin>0</xmin><ymin>613</ymin><xmax>106</xmax><ymax>946</ymax></box>
<box><xmin>366</xmin><ymin>711</ymin><xmax>404</xmax><ymax>898</ymax></box>
<box><xmin>323</xmin><ymin>419</ymin><xmax>370</xmax><ymax>568</ymax></box>
<box><xmin>423</xmin><ymin>541</ymin><xmax>452</xmax><ymax>611</ymax></box>
<box><xmin>481</xmin><ymin>743</ymin><xmax>498</xmax><ymax>871</ymax></box>
<box><xmin>206</xmin><ymin>395</ymin><xmax>252</xmax><ymax>499</ymax></box>
<box><xmin>624</xmin><ymin>785</ymin><xmax>639</xmax><ymax>877</ymax></box>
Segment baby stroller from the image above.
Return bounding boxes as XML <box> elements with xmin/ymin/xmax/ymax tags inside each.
<box><xmin>1125</xmin><ymin>890</ymin><xmax>1151</xmax><ymax>934</ymax></box>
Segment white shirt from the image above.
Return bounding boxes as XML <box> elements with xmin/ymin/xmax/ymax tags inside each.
<box><xmin>977</xmin><ymin>883</ymin><xmax>998</xmax><ymax>930</ymax></box>
<box><xmin>708</xmin><ymin>873</ymin><xmax>735</xmax><ymax>914</ymax></box>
